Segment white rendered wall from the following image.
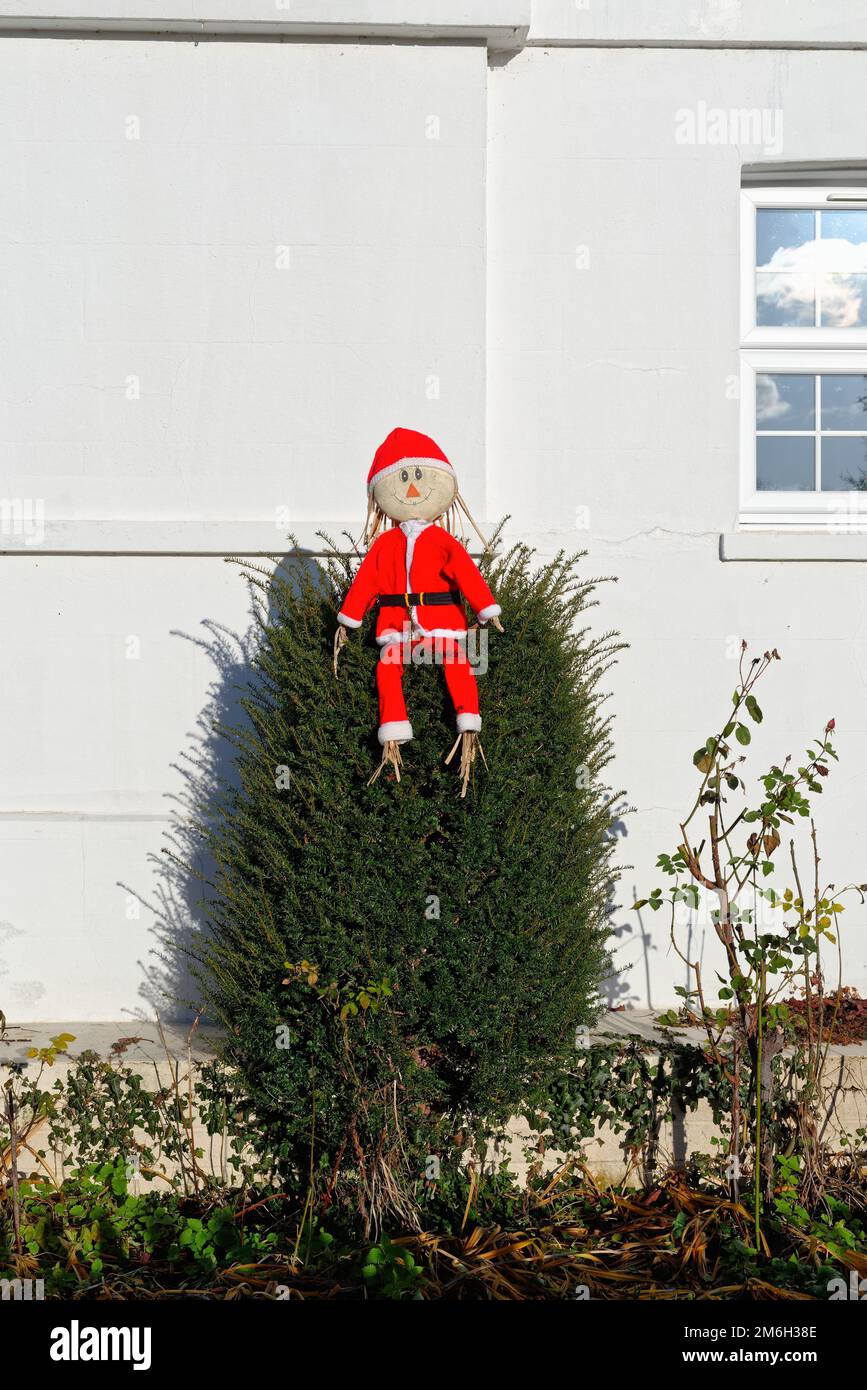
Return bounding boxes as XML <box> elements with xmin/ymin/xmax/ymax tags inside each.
<box><xmin>0</xmin><ymin>36</ymin><xmax>487</xmax><ymax>1018</ymax></box>
<box><xmin>488</xmin><ymin>45</ymin><xmax>867</xmax><ymax>1005</ymax></box>
<box><xmin>0</xmin><ymin>37</ymin><xmax>486</xmax><ymax>552</ymax></box>
<box><xmin>527</xmin><ymin>0</ymin><xmax>867</xmax><ymax>46</ymax></box>
<box><xmin>3</xmin><ymin>12</ymin><xmax>867</xmax><ymax>1019</ymax></box>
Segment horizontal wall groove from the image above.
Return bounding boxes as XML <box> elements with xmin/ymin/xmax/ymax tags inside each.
<box><xmin>524</xmin><ymin>38</ymin><xmax>867</xmax><ymax>50</ymax></box>
<box><xmin>0</xmin><ymin>549</ymin><xmax>294</xmax><ymax>558</ymax></box>
<box><xmin>0</xmin><ymin>813</ymin><xmax>177</xmax><ymax>822</ymax></box>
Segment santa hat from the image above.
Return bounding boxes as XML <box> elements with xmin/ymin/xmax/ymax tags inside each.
<box><xmin>367</xmin><ymin>427</ymin><xmax>455</xmax><ymax>495</ymax></box>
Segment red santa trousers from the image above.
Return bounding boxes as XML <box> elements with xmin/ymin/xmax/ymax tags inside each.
<box><xmin>376</xmin><ymin>635</ymin><xmax>480</xmax><ymax>743</ymax></box>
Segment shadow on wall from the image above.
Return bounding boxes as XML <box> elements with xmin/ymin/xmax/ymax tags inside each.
<box><xmin>601</xmin><ymin>871</ymin><xmax>706</xmax><ymax>1013</ymax></box>
<box><xmin>127</xmin><ymin>548</ymin><xmax>329</xmax><ymax>1025</ymax></box>
<box><xmin>598</xmin><ymin>809</ymin><xmax>648</xmax><ymax>1011</ymax></box>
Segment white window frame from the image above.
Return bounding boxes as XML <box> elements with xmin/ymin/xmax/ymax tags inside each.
<box><xmin>739</xmin><ymin>185</ymin><xmax>867</xmax><ymax>529</ymax></box>
<box><xmin>740</xmin><ymin>350</ymin><xmax>867</xmax><ymax>528</ymax></box>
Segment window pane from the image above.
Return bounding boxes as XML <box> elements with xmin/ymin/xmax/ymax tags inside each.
<box><xmin>821</xmin><ymin>437</ymin><xmax>867</xmax><ymax>491</ymax></box>
<box><xmin>819</xmin><ymin>210</ymin><xmax>867</xmax><ymax>269</ymax></box>
<box><xmin>756</xmin><ymin>436</ymin><xmax>815</xmax><ymax>491</ymax></box>
<box><xmin>756</xmin><ymin>373</ymin><xmax>815</xmax><ymax>431</ymax></box>
<box><xmin>756</xmin><ymin>271</ymin><xmax>815</xmax><ymax>326</ymax></box>
<box><xmin>820</xmin><ymin>374</ymin><xmax>867</xmax><ymax>430</ymax></box>
<box><xmin>820</xmin><ymin>273</ymin><xmax>867</xmax><ymax>327</ymax></box>
<box><xmin>756</xmin><ymin>209</ymin><xmax>815</xmax><ymax>268</ymax></box>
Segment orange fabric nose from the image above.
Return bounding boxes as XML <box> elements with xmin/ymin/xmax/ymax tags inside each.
<box><xmin>406</xmin><ymin>482</ymin><xmax>420</xmax><ymax>498</ymax></box>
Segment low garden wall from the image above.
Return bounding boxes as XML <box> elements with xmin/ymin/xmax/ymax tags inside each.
<box><xmin>4</xmin><ymin>1014</ymin><xmax>865</xmax><ymax>1192</ymax></box>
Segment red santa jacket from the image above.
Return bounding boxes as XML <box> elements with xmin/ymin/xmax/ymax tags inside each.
<box><xmin>337</xmin><ymin>520</ymin><xmax>500</xmax><ymax>644</ymax></box>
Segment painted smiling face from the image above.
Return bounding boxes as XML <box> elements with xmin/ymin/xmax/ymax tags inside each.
<box><xmin>372</xmin><ymin>461</ymin><xmax>457</xmax><ymax>524</ymax></box>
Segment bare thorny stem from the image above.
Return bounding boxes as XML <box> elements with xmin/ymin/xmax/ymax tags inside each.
<box><xmin>677</xmin><ymin>650</ymin><xmax>832</xmax><ymax>1036</ymax></box>
<box><xmin>3</xmin><ymin>1085</ymin><xmax>22</xmax><ymax>1253</ymax></box>
<box><xmin>670</xmin><ymin>651</ymin><xmax>779</xmax><ymax>1073</ymax></box>
<box><xmin>657</xmin><ymin>645</ymin><xmax>860</xmax><ymax>1209</ymax></box>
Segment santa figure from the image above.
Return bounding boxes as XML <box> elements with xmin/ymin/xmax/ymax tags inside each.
<box><xmin>333</xmin><ymin>427</ymin><xmax>503</xmax><ymax>794</ymax></box>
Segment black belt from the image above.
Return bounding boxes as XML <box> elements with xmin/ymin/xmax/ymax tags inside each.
<box><xmin>377</xmin><ymin>589</ymin><xmax>462</xmax><ymax>609</ymax></box>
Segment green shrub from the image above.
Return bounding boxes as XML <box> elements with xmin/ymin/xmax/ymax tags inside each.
<box><xmin>188</xmin><ymin>539</ymin><xmax>621</xmax><ymax>1231</ymax></box>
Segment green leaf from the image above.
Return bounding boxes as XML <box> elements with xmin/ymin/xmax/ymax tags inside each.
<box><xmin>735</xmin><ymin>724</ymin><xmax>751</xmax><ymax>746</ymax></box>
<box><xmin>744</xmin><ymin>694</ymin><xmax>763</xmax><ymax>724</ymax></box>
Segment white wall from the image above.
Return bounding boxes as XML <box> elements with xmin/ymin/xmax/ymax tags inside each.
<box><xmin>528</xmin><ymin>0</ymin><xmax>867</xmax><ymax>45</ymax></box>
<box><xmin>0</xmin><ymin>34</ymin><xmax>487</xmax><ymax>1018</ymax></box>
<box><xmin>2</xmin><ymin>8</ymin><xmax>867</xmax><ymax>1018</ymax></box>
<box><xmin>488</xmin><ymin>44</ymin><xmax>867</xmax><ymax>1004</ymax></box>
<box><xmin>0</xmin><ymin>37</ymin><xmax>487</xmax><ymax>551</ymax></box>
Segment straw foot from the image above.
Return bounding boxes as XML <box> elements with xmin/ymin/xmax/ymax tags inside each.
<box><xmin>445</xmin><ymin>730</ymin><xmax>487</xmax><ymax>798</ymax></box>
<box><xmin>368</xmin><ymin>739</ymin><xmax>404</xmax><ymax>786</ymax></box>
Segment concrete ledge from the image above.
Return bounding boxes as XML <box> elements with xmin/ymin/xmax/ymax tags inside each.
<box><xmin>6</xmin><ymin>1010</ymin><xmax>866</xmax><ymax>1061</ymax></box>
<box><xmin>595</xmin><ymin>1007</ymin><xmax>867</xmax><ymax>1057</ymax></box>
<box><xmin>0</xmin><ymin>3</ymin><xmax>530</xmax><ymax>48</ymax></box>
<box><xmin>720</xmin><ymin>531</ymin><xmax>867</xmax><ymax>562</ymax></box>
<box><xmin>0</xmin><ymin>1020</ymin><xmax>220</xmax><ymax>1066</ymax></box>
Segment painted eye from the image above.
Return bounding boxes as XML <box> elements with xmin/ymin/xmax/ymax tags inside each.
<box><xmin>414</xmin><ymin>468</ymin><xmax>422</xmax><ymax>481</ymax></box>
<box><xmin>400</xmin><ymin>469</ymin><xmax>409</xmax><ymax>482</ymax></box>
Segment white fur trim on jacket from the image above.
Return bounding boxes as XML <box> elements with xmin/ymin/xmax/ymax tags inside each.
<box><xmin>477</xmin><ymin>604</ymin><xmax>501</xmax><ymax>623</ymax></box>
<box><xmin>378</xmin><ymin>720</ymin><xmax>413</xmax><ymax>745</ymax></box>
<box><xmin>456</xmin><ymin>712</ymin><xmax>482</xmax><ymax>733</ymax></box>
<box><xmin>402</xmin><ymin>518</ymin><xmax>429</xmax><ymax>633</ymax></box>
<box><xmin>337</xmin><ymin>611</ymin><xmax>362</xmax><ymax>629</ymax></box>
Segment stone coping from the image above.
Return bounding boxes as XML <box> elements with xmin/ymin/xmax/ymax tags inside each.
<box><xmin>2</xmin><ymin>1011</ymin><xmax>865</xmax><ymax>1068</ymax></box>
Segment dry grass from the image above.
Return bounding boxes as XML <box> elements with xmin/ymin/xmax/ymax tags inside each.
<box><xmin>30</xmin><ymin>1165</ymin><xmax>864</xmax><ymax>1301</ymax></box>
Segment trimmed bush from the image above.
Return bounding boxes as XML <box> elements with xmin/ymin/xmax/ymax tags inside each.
<box><xmin>189</xmin><ymin>538</ymin><xmax>621</xmax><ymax>1230</ymax></box>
